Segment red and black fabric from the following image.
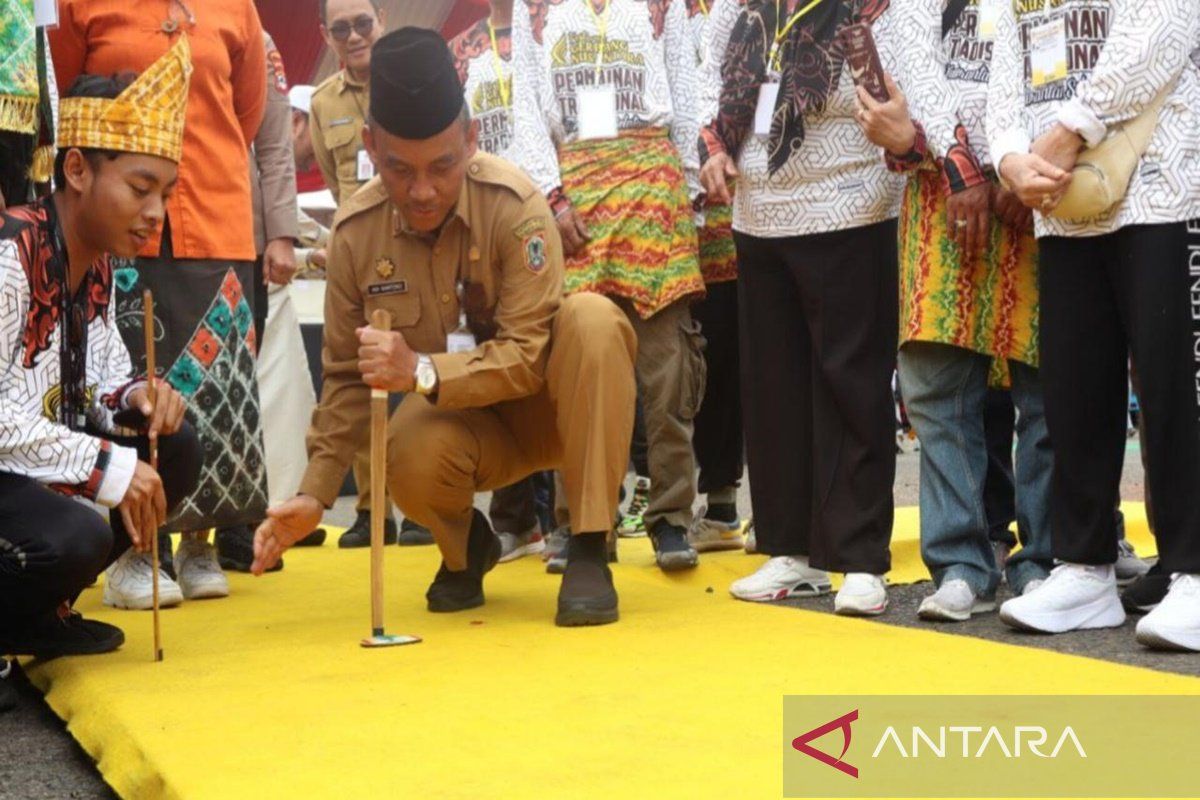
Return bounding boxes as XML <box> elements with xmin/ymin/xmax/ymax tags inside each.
<box><xmin>707</xmin><ymin>0</ymin><xmax>889</xmax><ymax>174</ymax></box>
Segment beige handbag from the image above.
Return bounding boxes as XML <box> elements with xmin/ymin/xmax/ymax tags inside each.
<box><xmin>1046</xmin><ymin>92</ymin><xmax>1168</xmax><ymax>220</ymax></box>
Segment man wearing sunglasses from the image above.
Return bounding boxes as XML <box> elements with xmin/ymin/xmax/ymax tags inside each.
<box><xmin>311</xmin><ymin>0</ymin><xmax>386</xmax><ymax>208</ymax></box>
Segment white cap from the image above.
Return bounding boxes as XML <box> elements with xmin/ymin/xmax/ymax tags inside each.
<box><xmin>289</xmin><ymin>85</ymin><xmax>315</xmax><ymax>114</ymax></box>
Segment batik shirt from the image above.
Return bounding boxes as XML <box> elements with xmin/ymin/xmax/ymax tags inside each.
<box><xmin>512</xmin><ymin>0</ymin><xmax>702</xmax><ymax>209</ymax></box>
<box><xmin>0</xmin><ymin>199</ymin><xmax>141</xmax><ymax>505</ymax></box>
<box><xmin>451</xmin><ymin>17</ymin><xmax>518</xmax><ymax>162</ymax></box>
<box><xmin>698</xmin><ymin>0</ymin><xmax>908</xmax><ymax>238</ymax></box>
<box><xmin>986</xmin><ymin>0</ymin><xmax>1200</xmax><ymax>238</ymax></box>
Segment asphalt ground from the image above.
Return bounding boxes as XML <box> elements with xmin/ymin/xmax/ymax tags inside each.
<box><xmin>4</xmin><ymin>445</ymin><xmax>1186</xmax><ymax>800</ymax></box>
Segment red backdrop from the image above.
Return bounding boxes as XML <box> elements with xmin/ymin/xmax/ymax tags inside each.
<box><xmin>255</xmin><ymin>0</ymin><xmax>491</xmax><ymax>86</ymax></box>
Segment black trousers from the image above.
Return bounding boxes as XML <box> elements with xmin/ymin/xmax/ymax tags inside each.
<box><xmin>735</xmin><ymin>220</ymin><xmax>898</xmax><ymax>574</ymax></box>
<box><xmin>0</xmin><ymin>424</ymin><xmax>201</xmax><ymax>628</ymax></box>
<box><xmin>983</xmin><ymin>388</ymin><xmax>1018</xmax><ymax>547</ymax></box>
<box><xmin>692</xmin><ymin>280</ymin><xmax>745</xmax><ymax>495</ymax></box>
<box><xmin>1039</xmin><ymin>218</ymin><xmax>1200</xmax><ymax>572</ymax></box>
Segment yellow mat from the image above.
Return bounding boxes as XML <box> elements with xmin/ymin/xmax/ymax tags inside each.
<box><xmin>24</xmin><ymin>504</ymin><xmax>1183</xmax><ymax>800</ymax></box>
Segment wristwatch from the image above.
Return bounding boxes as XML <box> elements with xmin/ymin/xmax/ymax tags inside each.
<box><xmin>414</xmin><ymin>354</ymin><xmax>438</xmax><ymax>396</ymax></box>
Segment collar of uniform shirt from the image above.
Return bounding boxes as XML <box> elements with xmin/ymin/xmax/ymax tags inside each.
<box><xmin>390</xmin><ymin>179</ymin><xmax>473</xmax><ymax>240</ymax></box>
<box><xmin>339</xmin><ymin>69</ymin><xmax>367</xmax><ymax>92</ymax></box>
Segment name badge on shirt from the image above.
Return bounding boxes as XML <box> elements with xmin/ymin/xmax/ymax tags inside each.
<box><xmin>1029</xmin><ymin>17</ymin><xmax>1068</xmax><ymax>88</ymax></box>
<box><xmin>357</xmin><ymin>149</ymin><xmax>376</xmax><ymax>181</ymax></box>
<box><xmin>754</xmin><ymin>83</ymin><xmax>780</xmax><ymax>137</ymax></box>
<box><xmin>577</xmin><ymin>86</ymin><xmax>618</xmax><ymax>141</ymax></box>
<box><xmin>368</xmin><ymin>280</ymin><xmax>407</xmax><ymax>296</ymax></box>
<box><xmin>34</xmin><ymin>0</ymin><xmax>58</xmax><ymax>27</ymax></box>
<box><xmin>447</xmin><ymin>330</ymin><xmax>477</xmax><ymax>353</ymax></box>
<box><xmin>978</xmin><ymin>0</ymin><xmax>1000</xmax><ymax>41</ymax></box>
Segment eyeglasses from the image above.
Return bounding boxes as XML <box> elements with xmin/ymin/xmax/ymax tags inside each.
<box><xmin>328</xmin><ymin>14</ymin><xmax>376</xmax><ymax>42</ymax></box>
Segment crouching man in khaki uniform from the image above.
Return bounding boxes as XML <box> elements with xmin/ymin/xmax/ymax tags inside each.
<box><xmin>251</xmin><ymin>27</ymin><xmax>636</xmax><ymax>627</ymax></box>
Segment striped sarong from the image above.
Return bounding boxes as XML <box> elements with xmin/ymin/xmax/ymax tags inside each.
<box><xmin>559</xmin><ymin>128</ymin><xmax>705</xmax><ymax>318</ymax></box>
<box><xmin>899</xmin><ymin>168</ymin><xmax>1040</xmax><ymax>386</ymax></box>
<box><xmin>698</xmin><ymin>200</ymin><xmax>737</xmax><ymax>285</ymax></box>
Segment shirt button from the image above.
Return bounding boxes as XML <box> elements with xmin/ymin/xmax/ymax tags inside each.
<box><xmin>441</xmin><ymin>293</ymin><xmax>451</xmax><ymax>303</ymax></box>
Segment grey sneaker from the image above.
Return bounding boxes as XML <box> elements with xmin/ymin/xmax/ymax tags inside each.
<box><xmin>649</xmin><ymin>521</ymin><xmax>698</xmax><ymax>572</ymax></box>
<box><xmin>917</xmin><ymin>579</ymin><xmax>996</xmax><ymax>622</ymax></box>
<box><xmin>688</xmin><ymin>512</ymin><xmax>748</xmax><ymax>553</ymax></box>
<box><xmin>498</xmin><ymin>526</ymin><xmax>546</xmax><ymax>563</ymax></box>
<box><xmin>1115</xmin><ymin>539</ymin><xmax>1150</xmax><ymax>586</ymax></box>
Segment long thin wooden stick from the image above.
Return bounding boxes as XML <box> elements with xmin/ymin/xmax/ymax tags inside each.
<box><xmin>369</xmin><ymin>308</ymin><xmax>391</xmax><ymax>639</ymax></box>
<box><xmin>143</xmin><ymin>289</ymin><xmax>163</xmax><ymax>663</ymax></box>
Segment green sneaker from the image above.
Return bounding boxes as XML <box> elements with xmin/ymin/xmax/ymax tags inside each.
<box><xmin>616</xmin><ymin>475</ymin><xmax>650</xmax><ymax>538</ymax></box>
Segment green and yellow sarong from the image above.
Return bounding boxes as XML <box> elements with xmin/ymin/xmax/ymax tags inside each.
<box><xmin>560</xmin><ymin>128</ymin><xmax>705</xmax><ymax>319</ymax></box>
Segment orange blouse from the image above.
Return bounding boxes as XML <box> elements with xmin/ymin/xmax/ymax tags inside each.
<box><xmin>50</xmin><ymin>0</ymin><xmax>267</xmax><ymax>261</ymax></box>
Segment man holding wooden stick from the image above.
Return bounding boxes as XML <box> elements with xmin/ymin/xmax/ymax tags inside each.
<box><xmin>253</xmin><ymin>28</ymin><xmax>637</xmax><ymax>627</ymax></box>
<box><xmin>0</xmin><ymin>41</ymin><xmax>200</xmax><ymax>657</ymax></box>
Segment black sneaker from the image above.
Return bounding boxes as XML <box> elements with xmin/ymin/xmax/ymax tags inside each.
<box><xmin>0</xmin><ymin>659</ymin><xmax>16</xmax><ymax>714</ymax></box>
<box><xmin>1122</xmin><ymin>562</ymin><xmax>1169</xmax><ymax>614</ymax></box>
<box><xmin>426</xmin><ymin>510</ymin><xmax>502</xmax><ymax>612</ymax></box>
<box><xmin>649</xmin><ymin>520</ymin><xmax>699</xmax><ymax>572</ymax></box>
<box><xmin>0</xmin><ymin>606</ymin><xmax>125</xmax><ymax>658</ymax></box>
<box><xmin>397</xmin><ymin>518</ymin><xmax>435</xmax><ymax>546</ymax></box>
<box><xmin>216</xmin><ymin>525</ymin><xmax>283</xmax><ymax>573</ymax></box>
<box><xmin>338</xmin><ymin>511</ymin><xmax>397</xmax><ymax>548</ymax></box>
<box><xmin>296</xmin><ymin>528</ymin><xmax>327</xmax><ymax>547</ymax></box>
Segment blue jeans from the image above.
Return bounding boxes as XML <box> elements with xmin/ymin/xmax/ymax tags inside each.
<box><xmin>898</xmin><ymin>342</ymin><xmax>1054</xmax><ymax>596</ymax></box>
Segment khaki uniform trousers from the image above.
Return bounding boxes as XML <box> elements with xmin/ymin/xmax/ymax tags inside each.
<box><xmin>387</xmin><ymin>293</ymin><xmax>637</xmax><ymax>570</ymax></box>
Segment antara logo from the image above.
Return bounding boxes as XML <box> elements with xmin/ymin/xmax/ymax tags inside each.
<box><xmin>792</xmin><ymin>710</ymin><xmax>859</xmax><ymax>778</ymax></box>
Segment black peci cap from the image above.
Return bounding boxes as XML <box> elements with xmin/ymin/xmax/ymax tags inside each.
<box><xmin>369</xmin><ymin>27</ymin><xmax>465</xmax><ymax>139</ymax></box>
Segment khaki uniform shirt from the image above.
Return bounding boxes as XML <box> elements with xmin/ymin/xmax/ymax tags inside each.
<box><xmin>309</xmin><ymin>70</ymin><xmax>370</xmax><ymax>206</ymax></box>
<box><xmin>298</xmin><ymin>153</ymin><xmax>564</xmax><ymax>507</ymax></box>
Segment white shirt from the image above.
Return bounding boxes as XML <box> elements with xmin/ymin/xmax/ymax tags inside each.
<box><xmin>512</xmin><ymin>0</ymin><xmax>702</xmax><ymax>199</ymax></box>
<box><xmin>451</xmin><ymin>18</ymin><xmax>519</xmax><ymax>162</ymax></box>
<box><xmin>986</xmin><ymin>0</ymin><xmax>1200</xmax><ymax>238</ymax></box>
<box><xmin>714</xmin><ymin>4</ymin><xmax>908</xmax><ymax>237</ymax></box>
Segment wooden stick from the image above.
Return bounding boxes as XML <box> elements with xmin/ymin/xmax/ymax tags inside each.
<box><xmin>369</xmin><ymin>308</ymin><xmax>392</xmax><ymax>638</ymax></box>
<box><xmin>143</xmin><ymin>290</ymin><xmax>163</xmax><ymax>663</ymax></box>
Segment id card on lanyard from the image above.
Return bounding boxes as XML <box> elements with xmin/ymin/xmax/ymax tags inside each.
<box><xmin>756</xmin><ymin>0</ymin><xmax>827</xmax><ymax>137</ymax></box>
<box><xmin>1029</xmin><ymin>0</ymin><xmax>1068</xmax><ymax>88</ymax></box>
<box><xmin>577</xmin><ymin>0</ymin><xmax>619</xmax><ymax>140</ymax></box>
<box><xmin>978</xmin><ymin>0</ymin><xmax>1001</xmax><ymax>41</ymax></box>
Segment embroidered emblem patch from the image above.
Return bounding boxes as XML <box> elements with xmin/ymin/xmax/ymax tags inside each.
<box><xmin>523</xmin><ymin>234</ymin><xmax>547</xmax><ymax>273</ymax></box>
<box><xmin>375</xmin><ymin>257</ymin><xmax>396</xmax><ymax>279</ymax></box>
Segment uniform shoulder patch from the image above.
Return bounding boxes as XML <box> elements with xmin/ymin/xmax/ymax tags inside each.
<box><xmin>266</xmin><ymin>47</ymin><xmax>289</xmax><ymax>95</ymax></box>
<box><xmin>522</xmin><ymin>231</ymin><xmax>548</xmax><ymax>274</ymax></box>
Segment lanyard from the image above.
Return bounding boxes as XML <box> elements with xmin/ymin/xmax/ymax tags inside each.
<box><xmin>698</xmin><ymin>0</ymin><xmax>709</xmax><ymax>15</ymax></box>
<box><xmin>584</xmin><ymin>0</ymin><xmax>612</xmax><ymax>80</ymax></box>
<box><xmin>769</xmin><ymin>0</ymin><xmax>828</xmax><ymax>71</ymax></box>
<box><xmin>487</xmin><ymin>20</ymin><xmax>512</xmax><ymax>108</ymax></box>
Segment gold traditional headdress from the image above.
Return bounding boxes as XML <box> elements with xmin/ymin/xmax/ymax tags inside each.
<box><xmin>56</xmin><ymin>35</ymin><xmax>192</xmax><ymax>163</ymax></box>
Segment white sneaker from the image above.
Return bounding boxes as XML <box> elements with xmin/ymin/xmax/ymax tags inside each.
<box><xmin>744</xmin><ymin>520</ymin><xmax>757</xmax><ymax>554</ymax></box>
<box><xmin>1115</xmin><ymin>539</ymin><xmax>1151</xmax><ymax>586</ymax></box>
<box><xmin>999</xmin><ymin>563</ymin><xmax>1124</xmax><ymax>633</ymax></box>
<box><xmin>917</xmin><ymin>579</ymin><xmax>996</xmax><ymax>622</ymax></box>
<box><xmin>103</xmin><ymin>549</ymin><xmax>183</xmax><ymax>610</ymax></box>
<box><xmin>174</xmin><ymin>538</ymin><xmax>230</xmax><ymax>600</ymax></box>
<box><xmin>835</xmin><ymin>573</ymin><xmax>888</xmax><ymax>616</ymax></box>
<box><xmin>1022</xmin><ymin>578</ymin><xmax>1046</xmax><ymax>595</ymax></box>
<box><xmin>729</xmin><ymin>556</ymin><xmax>831</xmax><ymax>602</ymax></box>
<box><xmin>1136</xmin><ymin>573</ymin><xmax>1200</xmax><ymax>652</ymax></box>
<box><xmin>497</xmin><ymin>527</ymin><xmax>546</xmax><ymax>563</ymax></box>
<box><xmin>688</xmin><ymin>514</ymin><xmax>748</xmax><ymax>553</ymax></box>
